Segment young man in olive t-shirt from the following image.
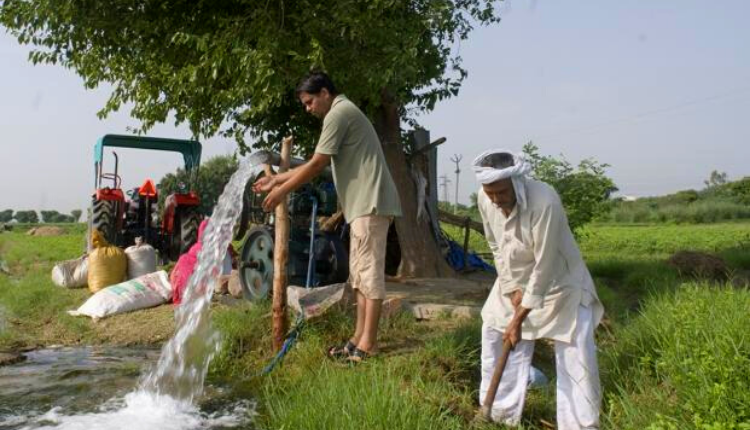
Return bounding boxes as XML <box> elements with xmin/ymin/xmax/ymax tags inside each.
<box><xmin>253</xmin><ymin>72</ymin><xmax>402</xmax><ymax>363</ymax></box>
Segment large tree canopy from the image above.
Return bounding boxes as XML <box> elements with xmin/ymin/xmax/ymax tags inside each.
<box><xmin>1</xmin><ymin>0</ymin><xmax>502</xmax><ymax>277</ymax></box>
<box><xmin>1</xmin><ymin>0</ymin><xmax>500</xmax><ymax>153</ymax></box>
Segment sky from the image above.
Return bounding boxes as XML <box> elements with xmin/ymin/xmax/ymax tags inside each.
<box><xmin>1</xmin><ymin>0</ymin><xmax>749</xmax><ymax>214</ymax></box>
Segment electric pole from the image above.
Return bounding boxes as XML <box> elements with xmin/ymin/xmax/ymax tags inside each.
<box><xmin>450</xmin><ymin>154</ymin><xmax>463</xmax><ymax>214</ymax></box>
<box><xmin>439</xmin><ymin>174</ymin><xmax>451</xmax><ymax>203</ymax></box>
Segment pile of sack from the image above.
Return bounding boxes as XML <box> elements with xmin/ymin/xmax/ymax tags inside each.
<box><xmin>55</xmin><ymin>229</ymin><xmax>170</xmax><ymax>320</ymax></box>
<box><xmin>54</xmin><ymin>223</ymin><xmax>236</xmax><ymax>321</ymax></box>
<box><xmin>51</xmin><ymin>230</ymin><xmax>157</xmax><ymax>292</ymax></box>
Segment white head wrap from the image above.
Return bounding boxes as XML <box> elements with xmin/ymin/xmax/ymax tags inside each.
<box><xmin>472</xmin><ymin>149</ymin><xmax>533</xmax><ymax>211</ymax></box>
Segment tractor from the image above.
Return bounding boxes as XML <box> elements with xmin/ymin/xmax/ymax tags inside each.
<box><xmin>89</xmin><ymin>134</ymin><xmax>203</xmax><ymax>261</ymax></box>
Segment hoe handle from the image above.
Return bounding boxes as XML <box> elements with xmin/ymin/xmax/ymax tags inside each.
<box><xmin>479</xmin><ymin>339</ymin><xmax>513</xmax><ymax>421</ymax></box>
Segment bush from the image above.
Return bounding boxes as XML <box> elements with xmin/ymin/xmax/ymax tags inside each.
<box><xmin>603</xmin><ymin>284</ymin><xmax>750</xmax><ymax>429</ymax></box>
<box><xmin>522</xmin><ymin>142</ymin><xmax>617</xmax><ymax>233</ymax></box>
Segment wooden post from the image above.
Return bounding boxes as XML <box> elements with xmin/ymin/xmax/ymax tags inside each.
<box><xmin>272</xmin><ymin>137</ymin><xmax>293</xmax><ymax>352</ymax></box>
<box><xmin>462</xmin><ymin>217</ymin><xmax>471</xmax><ymax>272</ymax></box>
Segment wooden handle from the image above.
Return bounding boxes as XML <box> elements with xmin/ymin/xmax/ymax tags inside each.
<box><xmin>479</xmin><ymin>339</ymin><xmax>513</xmax><ymax>420</ymax></box>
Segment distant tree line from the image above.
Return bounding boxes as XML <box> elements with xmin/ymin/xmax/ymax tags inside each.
<box><xmin>0</xmin><ymin>209</ymin><xmax>82</xmax><ymax>224</ymax></box>
<box><xmin>600</xmin><ymin>172</ymin><xmax>750</xmax><ymax>224</ymax></box>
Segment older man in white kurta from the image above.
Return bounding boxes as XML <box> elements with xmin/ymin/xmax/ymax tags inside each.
<box><xmin>474</xmin><ymin>149</ymin><xmax>605</xmax><ymax>429</ymax></box>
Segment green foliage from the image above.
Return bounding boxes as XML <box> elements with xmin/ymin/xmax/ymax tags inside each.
<box><xmin>704</xmin><ymin>170</ymin><xmax>728</xmax><ymax>189</ymax></box>
<box><xmin>437</xmin><ymin>200</ymin><xmax>480</xmax><ymax>221</ymax></box>
<box><xmin>522</xmin><ymin>142</ymin><xmax>618</xmax><ymax>233</ymax></box>
<box><xmin>40</xmin><ymin>210</ymin><xmax>75</xmax><ymax>223</ymax></box>
<box><xmin>158</xmin><ymin>155</ymin><xmax>239</xmax><ymax>215</ymax></box>
<box><xmin>603</xmin><ymin>285</ymin><xmax>750</xmax><ymax>429</ymax></box>
<box><xmin>70</xmin><ymin>209</ymin><xmax>82</xmax><ymax>222</ymax></box>
<box><xmin>709</xmin><ymin>176</ymin><xmax>750</xmax><ymax>205</ymax></box>
<box><xmin>13</xmin><ymin>210</ymin><xmax>38</xmax><ymax>224</ymax></box>
<box><xmin>0</xmin><ymin>209</ymin><xmax>13</xmax><ymax>223</ymax></box>
<box><xmin>0</xmin><ymin>0</ymin><xmax>501</xmax><ymax>153</ymax></box>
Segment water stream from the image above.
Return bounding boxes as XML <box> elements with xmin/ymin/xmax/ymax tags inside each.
<box><xmin>1</xmin><ymin>156</ymin><xmax>266</xmax><ymax>429</ymax></box>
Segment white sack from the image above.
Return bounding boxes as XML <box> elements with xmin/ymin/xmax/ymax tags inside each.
<box><xmin>68</xmin><ymin>270</ymin><xmax>172</xmax><ymax>320</ymax></box>
<box><xmin>125</xmin><ymin>241</ymin><xmax>157</xmax><ymax>280</ymax></box>
<box><xmin>51</xmin><ymin>256</ymin><xmax>88</xmax><ymax>289</ymax></box>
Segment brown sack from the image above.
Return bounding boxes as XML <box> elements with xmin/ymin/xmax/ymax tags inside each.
<box><xmin>87</xmin><ymin>229</ymin><xmax>127</xmax><ymax>293</ymax></box>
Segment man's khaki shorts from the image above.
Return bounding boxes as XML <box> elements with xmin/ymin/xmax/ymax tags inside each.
<box><xmin>349</xmin><ymin>214</ymin><xmax>391</xmax><ymax>300</ymax></box>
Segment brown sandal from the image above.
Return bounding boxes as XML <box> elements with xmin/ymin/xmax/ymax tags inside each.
<box><xmin>327</xmin><ymin>340</ymin><xmax>356</xmax><ymax>360</ymax></box>
<box><xmin>346</xmin><ymin>347</ymin><xmax>374</xmax><ymax>364</ymax></box>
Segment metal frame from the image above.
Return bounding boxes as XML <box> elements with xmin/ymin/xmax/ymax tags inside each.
<box><xmin>93</xmin><ymin>134</ymin><xmax>202</xmax><ymax>188</ymax></box>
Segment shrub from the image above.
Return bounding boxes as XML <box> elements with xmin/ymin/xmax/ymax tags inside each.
<box><xmin>522</xmin><ymin>142</ymin><xmax>617</xmax><ymax>233</ymax></box>
<box><xmin>603</xmin><ymin>284</ymin><xmax>750</xmax><ymax>429</ymax></box>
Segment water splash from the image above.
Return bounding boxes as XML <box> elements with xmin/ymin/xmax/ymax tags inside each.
<box><xmin>141</xmin><ymin>155</ymin><xmax>265</xmax><ymax>401</ymax></box>
<box><xmin>0</xmin><ymin>347</ymin><xmax>256</xmax><ymax>430</ymax></box>
<box><xmin>16</xmin><ymin>391</ymin><xmax>254</xmax><ymax>430</ymax></box>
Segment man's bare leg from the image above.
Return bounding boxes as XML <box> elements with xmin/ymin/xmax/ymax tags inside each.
<box><xmin>357</xmin><ymin>297</ymin><xmax>383</xmax><ymax>353</ymax></box>
<box><xmin>350</xmin><ymin>290</ymin><xmax>367</xmax><ymax>345</ymax></box>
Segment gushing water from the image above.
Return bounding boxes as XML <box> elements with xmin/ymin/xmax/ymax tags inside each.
<box><xmin>141</xmin><ymin>155</ymin><xmax>266</xmax><ymax>400</ymax></box>
<box><xmin>140</xmin><ymin>156</ymin><xmax>265</xmax><ymax>402</ymax></box>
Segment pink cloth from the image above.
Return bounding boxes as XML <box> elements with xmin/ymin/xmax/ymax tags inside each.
<box><xmin>170</xmin><ymin>220</ymin><xmax>208</xmax><ymax>305</ymax></box>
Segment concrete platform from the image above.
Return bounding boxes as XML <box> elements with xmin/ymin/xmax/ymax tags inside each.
<box><xmin>385</xmin><ymin>271</ymin><xmax>494</xmax><ymax>320</ymax></box>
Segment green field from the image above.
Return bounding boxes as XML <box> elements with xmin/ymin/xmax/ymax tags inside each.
<box><xmin>1</xmin><ymin>222</ymin><xmax>749</xmax><ymax>429</ymax></box>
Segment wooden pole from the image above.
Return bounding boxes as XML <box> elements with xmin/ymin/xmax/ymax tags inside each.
<box><xmin>462</xmin><ymin>218</ymin><xmax>471</xmax><ymax>272</ymax></box>
<box><xmin>272</xmin><ymin>136</ymin><xmax>293</xmax><ymax>352</ymax></box>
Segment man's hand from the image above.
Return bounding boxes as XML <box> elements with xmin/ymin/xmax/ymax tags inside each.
<box><xmin>262</xmin><ymin>187</ymin><xmax>286</xmax><ymax>212</ymax></box>
<box><xmin>252</xmin><ymin>175</ymin><xmax>277</xmax><ymax>193</ymax></box>
<box><xmin>503</xmin><ymin>303</ymin><xmax>531</xmax><ymax>349</ymax></box>
<box><xmin>503</xmin><ymin>320</ymin><xmax>523</xmax><ymax>348</ymax></box>
<box><xmin>510</xmin><ymin>289</ymin><xmax>523</xmax><ymax>309</ymax></box>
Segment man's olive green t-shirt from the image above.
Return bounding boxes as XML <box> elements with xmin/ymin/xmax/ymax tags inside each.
<box><xmin>315</xmin><ymin>95</ymin><xmax>402</xmax><ymax>222</ymax></box>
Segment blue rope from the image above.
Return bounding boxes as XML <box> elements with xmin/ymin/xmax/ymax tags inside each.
<box><xmin>258</xmin><ymin>194</ymin><xmax>318</xmax><ymax>376</ymax></box>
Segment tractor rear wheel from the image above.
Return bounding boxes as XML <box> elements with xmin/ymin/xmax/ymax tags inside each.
<box><xmin>91</xmin><ymin>199</ymin><xmax>117</xmax><ymax>245</ymax></box>
<box><xmin>169</xmin><ymin>207</ymin><xmax>201</xmax><ymax>261</ymax></box>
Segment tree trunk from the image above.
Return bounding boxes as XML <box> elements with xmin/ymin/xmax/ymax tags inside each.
<box><xmin>272</xmin><ymin>137</ymin><xmax>292</xmax><ymax>351</ymax></box>
<box><xmin>375</xmin><ymin>92</ymin><xmax>454</xmax><ymax>278</ymax></box>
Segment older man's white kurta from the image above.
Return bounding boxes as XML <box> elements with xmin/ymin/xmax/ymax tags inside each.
<box><xmin>478</xmin><ymin>179</ymin><xmax>604</xmax><ymax>429</ymax></box>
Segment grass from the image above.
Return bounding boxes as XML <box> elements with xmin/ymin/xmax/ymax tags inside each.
<box><xmin>601</xmin><ymin>284</ymin><xmax>750</xmax><ymax>429</ymax></box>
<box><xmin>0</xmin><ymin>228</ymin><xmax>174</xmax><ymax>349</ymax></box>
<box><xmin>2</xmin><ymin>222</ymin><xmax>750</xmax><ymax>429</ymax></box>
<box><xmin>603</xmin><ymin>200</ymin><xmax>750</xmax><ymax>224</ymax></box>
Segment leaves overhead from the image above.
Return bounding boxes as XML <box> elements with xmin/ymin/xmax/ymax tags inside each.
<box><xmin>1</xmin><ymin>0</ymin><xmax>501</xmax><ymax>154</ymax></box>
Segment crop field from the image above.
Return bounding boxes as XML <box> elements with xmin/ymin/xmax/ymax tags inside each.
<box><xmin>1</xmin><ymin>222</ymin><xmax>749</xmax><ymax>429</ymax></box>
